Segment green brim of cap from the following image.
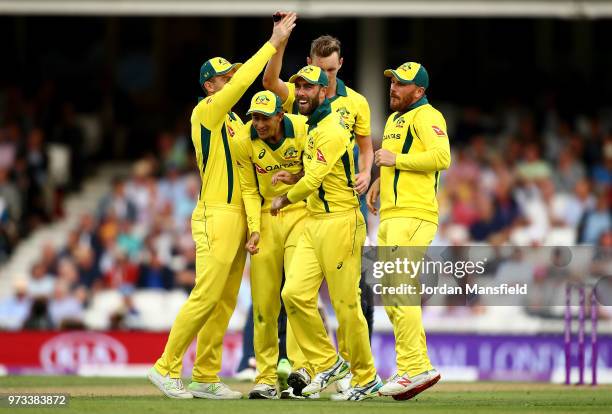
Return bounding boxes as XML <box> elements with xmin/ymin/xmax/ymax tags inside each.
<box><xmin>383</xmin><ymin>69</ymin><xmax>415</xmax><ymax>84</ymax></box>
<box><xmin>246</xmin><ymin>108</ymin><xmax>278</xmax><ymax>116</ymax></box>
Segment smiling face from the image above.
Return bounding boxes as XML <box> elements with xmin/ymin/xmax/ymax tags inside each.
<box><xmin>294</xmin><ymin>78</ymin><xmax>327</xmax><ymax>116</ymax></box>
<box><xmin>251</xmin><ymin>112</ymin><xmax>284</xmax><ymax>141</ymax></box>
<box><xmin>389</xmin><ymin>77</ymin><xmax>425</xmax><ymax>112</ymax></box>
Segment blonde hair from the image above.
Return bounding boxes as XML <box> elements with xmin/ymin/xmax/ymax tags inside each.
<box><xmin>310</xmin><ymin>35</ymin><xmax>341</xmax><ymax>59</ymax></box>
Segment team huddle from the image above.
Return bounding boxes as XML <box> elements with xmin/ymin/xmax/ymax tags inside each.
<box><xmin>147</xmin><ymin>12</ymin><xmax>451</xmax><ymax>401</ymax></box>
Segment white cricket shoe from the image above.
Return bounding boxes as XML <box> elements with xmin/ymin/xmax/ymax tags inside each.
<box><xmin>147</xmin><ymin>367</ymin><xmax>193</xmax><ymax>399</ymax></box>
<box><xmin>188</xmin><ymin>381</ymin><xmax>243</xmax><ymax>399</ymax></box>
<box><xmin>302</xmin><ymin>356</ymin><xmax>350</xmax><ymax>396</ymax></box>
<box><xmin>334</xmin><ymin>370</ymin><xmax>352</xmax><ymax>393</ymax></box>
<box><xmin>331</xmin><ymin>375</ymin><xmax>383</xmax><ymax>401</ymax></box>
<box><xmin>379</xmin><ymin>369</ymin><xmax>441</xmax><ymax>400</ymax></box>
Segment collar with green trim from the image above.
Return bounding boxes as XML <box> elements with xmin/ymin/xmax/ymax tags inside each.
<box><xmin>394</xmin><ymin>95</ymin><xmax>429</xmax><ymax>119</ymax></box>
<box><xmin>307</xmin><ymin>98</ymin><xmax>332</xmax><ymax>131</ymax></box>
<box><xmin>335</xmin><ymin>78</ymin><xmax>348</xmax><ymax>97</ymax></box>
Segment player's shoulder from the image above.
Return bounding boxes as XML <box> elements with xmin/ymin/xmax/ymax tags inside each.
<box><xmin>415</xmin><ymin>103</ymin><xmax>445</xmax><ymax>122</ymax></box>
<box><xmin>344</xmin><ymin>84</ymin><xmax>368</xmax><ymax>103</ymax></box>
<box><xmin>236</xmin><ymin>119</ymin><xmax>254</xmax><ymax>143</ymax></box>
<box><xmin>285</xmin><ymin>113</ymin><xmax>308</xmax><ymax>128</ymax></box>
<box><xmin>191</xmin><ymin>96</ymin><xmax>213</xmax><ymax>120</ymax></box>
<box><xmin>319</xmin><ymin>111</ymin><xmax>351</xmax><ymax>141</ymax></box>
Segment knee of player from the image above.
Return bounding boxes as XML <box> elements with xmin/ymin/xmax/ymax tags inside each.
<box><xmin>281</xmin><ymin>285</ymin><xmax>303</xmax><ymax>307</ymax></box>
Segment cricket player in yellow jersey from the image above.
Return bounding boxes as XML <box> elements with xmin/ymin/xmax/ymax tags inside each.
<box><xmin>147</xmin><ymin>14</ymin><xmax>297</xmax><ymax>399</ymax></box>
<box><xmin>233</xmin><ymin>90</ymin><xmax>313</xmax><ymax>399</ymax></box>
<box><xmin>263</xmin><ymin>29</ymin><xmax>375</xmax><ymax>396</ymax></box>
<box><xmin>367</xmin><ymin>62</ymin><xmax>451</xmax><ymax>400</ymax></box>
<box><xmin>263</xmin><ymin>33</ymin><xmax>373</xmax><ymax>195</ymax></box>
<box><xmin>271</xmin><ymin>65</ymin><xmax>382</xmax><ymax>401</ymax></box>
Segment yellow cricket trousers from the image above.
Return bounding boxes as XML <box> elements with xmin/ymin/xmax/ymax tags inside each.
<box><xmin>251</xmin><ymin>206</ymin><xmax>310</xmax><ymax>385</ymax></box>
<box><xmin>282</xmin><ymin>208</ymin><xmax>377</xmax><ymax>386</ymax></box>
<box><xmin>154</xmin><ymin>203</ymin><xmax>247</xmax><ymax>381</ymax></box>
<box><xmin>377</xmin><ymin>217</ymin><xmax>437</xmax><ymax>377</ymax></box>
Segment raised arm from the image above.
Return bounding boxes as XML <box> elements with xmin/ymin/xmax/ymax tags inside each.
<box><xmin>197</xmin><ymin>13</ymin><xmax>296</xmax><ymax>127</ymax></box>
<box><xmin>262</xmin><ymin>12</ymin><xmax>292</xmax><ymax>103</ymax></box>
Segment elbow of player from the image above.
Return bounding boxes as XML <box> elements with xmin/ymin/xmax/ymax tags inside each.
<box><xmin>262</xmin><ymin>74</ymin><xmax>275</xmax><ymax>90</ymax></box>
<box><xmin>439</xmin><ymin>151</ymin><xmax>452</xmax><ymax>170</ymax></box>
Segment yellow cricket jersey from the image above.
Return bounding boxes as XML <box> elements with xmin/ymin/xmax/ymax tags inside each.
<box><xmin>234</xmin><ymin>113</ymin><xmax>309</xmax><ymax>234</ymax></box>
<box><xmin>380</xmin><ymin>97</ymin><xmax>451</xmax><ymax>224</ymax></box>
<box><xmin>286</xmin><ymin>99</ymin><xmax>359</xmax><ymax>215</ymax></box>
<box><xmin>190</xmin><ymin>42</ymin><xmax>277</xmax><ymax>215</ymax></box>
<box><xmin>282</xmin><ymin>79</ymin><xmax>370</xmax><ymax>138</ymax></box>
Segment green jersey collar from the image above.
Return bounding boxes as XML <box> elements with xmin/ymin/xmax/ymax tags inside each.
<box><xmin>329</xmin><ymin>78</ymin><xmax>347</xmax><ymax>103</ymax></box>
<box><xmin>307</xmin><ymin>98</ymin><xmax>332</xmax><ymax>131</ymax></box>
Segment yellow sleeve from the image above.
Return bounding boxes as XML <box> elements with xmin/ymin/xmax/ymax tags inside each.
<box><xmin>287</xmin><ymin>129</ymin><xmax>345</xmax><ymax>203</ymax></box>
<box><xmin>195</xmin><ymin>42</ymin><xmax>277</xmax><ymax>128</ymax></box>
<box><xmin>281</xmin><ymin>82</ymin><xmax>297</xmax><ymax>114</ymax></box>
<box><xmin>353</xmin><ymin>94</ymin><xmax>371</xmax><ymax>137</ymax></box>
<box><xmin>395</xmin><ymin>110</ymin><xmax>451</xmax><ymax>172</ymax></box>
<box><xmin>234</xmin><ymin>126</ymin><xmax>263</xmax><ymax>234</ymax></box>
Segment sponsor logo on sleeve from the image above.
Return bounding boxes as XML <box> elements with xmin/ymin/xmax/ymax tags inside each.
<box><xmin>432</xmin><ymin>125</ymin><xmax>446</xmax><ymax>136</ymax></box>
<box><xmin>254</xmin><ymin>164</ymin><xmax>267</xmax><ymax>174</ymax></box>
<box><xmin>316</xmin><ymin>148</ymin><xmax>327</xmax><ymax>163</ymax></box>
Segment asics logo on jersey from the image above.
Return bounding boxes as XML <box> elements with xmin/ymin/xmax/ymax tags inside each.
<box><xmin>258</xmin><ymin>149</ymin><xmax>266</xmax><ymax>159</ymax></box>
<box><xmin>337</xmin><ymin>262</ymin><xmax>343</xmax><ymax>269</ymax></box>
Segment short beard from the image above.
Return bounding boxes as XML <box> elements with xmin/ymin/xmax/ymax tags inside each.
<box><xmin>299</xmin><ymin>94</ymin><xmax>320</xmax><ymax>116</ymax></box>
<box><xmin>392</xmin><ymin>91</ymin><xmax>420</xmax><ymax>112</ymax></box>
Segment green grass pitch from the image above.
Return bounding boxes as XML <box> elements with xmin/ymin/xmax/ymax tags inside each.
<box><xmin>0</xmin><ymin>376</ymin><xmax>610</xmax><ymax>413</ymax></box>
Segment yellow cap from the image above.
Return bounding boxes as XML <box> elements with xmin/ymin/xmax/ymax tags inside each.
<box><xmin>247</xmin><ymin>90</ymin><xmax>282</xmax><ymax>116</ymax></box>
<box><xmin>199</xmin><ymin>57</ymin><xmax>242</xmax><ymax>85</ymax></box>
<box><xmin>384</xmin><ymin>62</ymin><xmax>429</xmax><ymax>89</ymax></box>
<box><xmin>288</xmin><ymin>65</ymin><xmax>329</xmax><ymax>86</ymax></box>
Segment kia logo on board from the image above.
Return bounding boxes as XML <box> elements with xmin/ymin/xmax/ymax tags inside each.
<box><xmin>40</xmin><ymin>332</ymin><xmax>128</xmax><ymax>373</ymax></box>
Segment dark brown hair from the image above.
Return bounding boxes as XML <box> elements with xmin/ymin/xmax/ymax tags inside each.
<box><xmin>310</xmin><ymin>35</ymin><xmax>341</xmax><ymax>59</ymax></box>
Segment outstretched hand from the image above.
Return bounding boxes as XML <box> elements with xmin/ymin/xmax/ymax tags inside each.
<box><xmin>269</xmin><ymin>12</ymin><xmax>297</xmax><ymax>49</ymax></box>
